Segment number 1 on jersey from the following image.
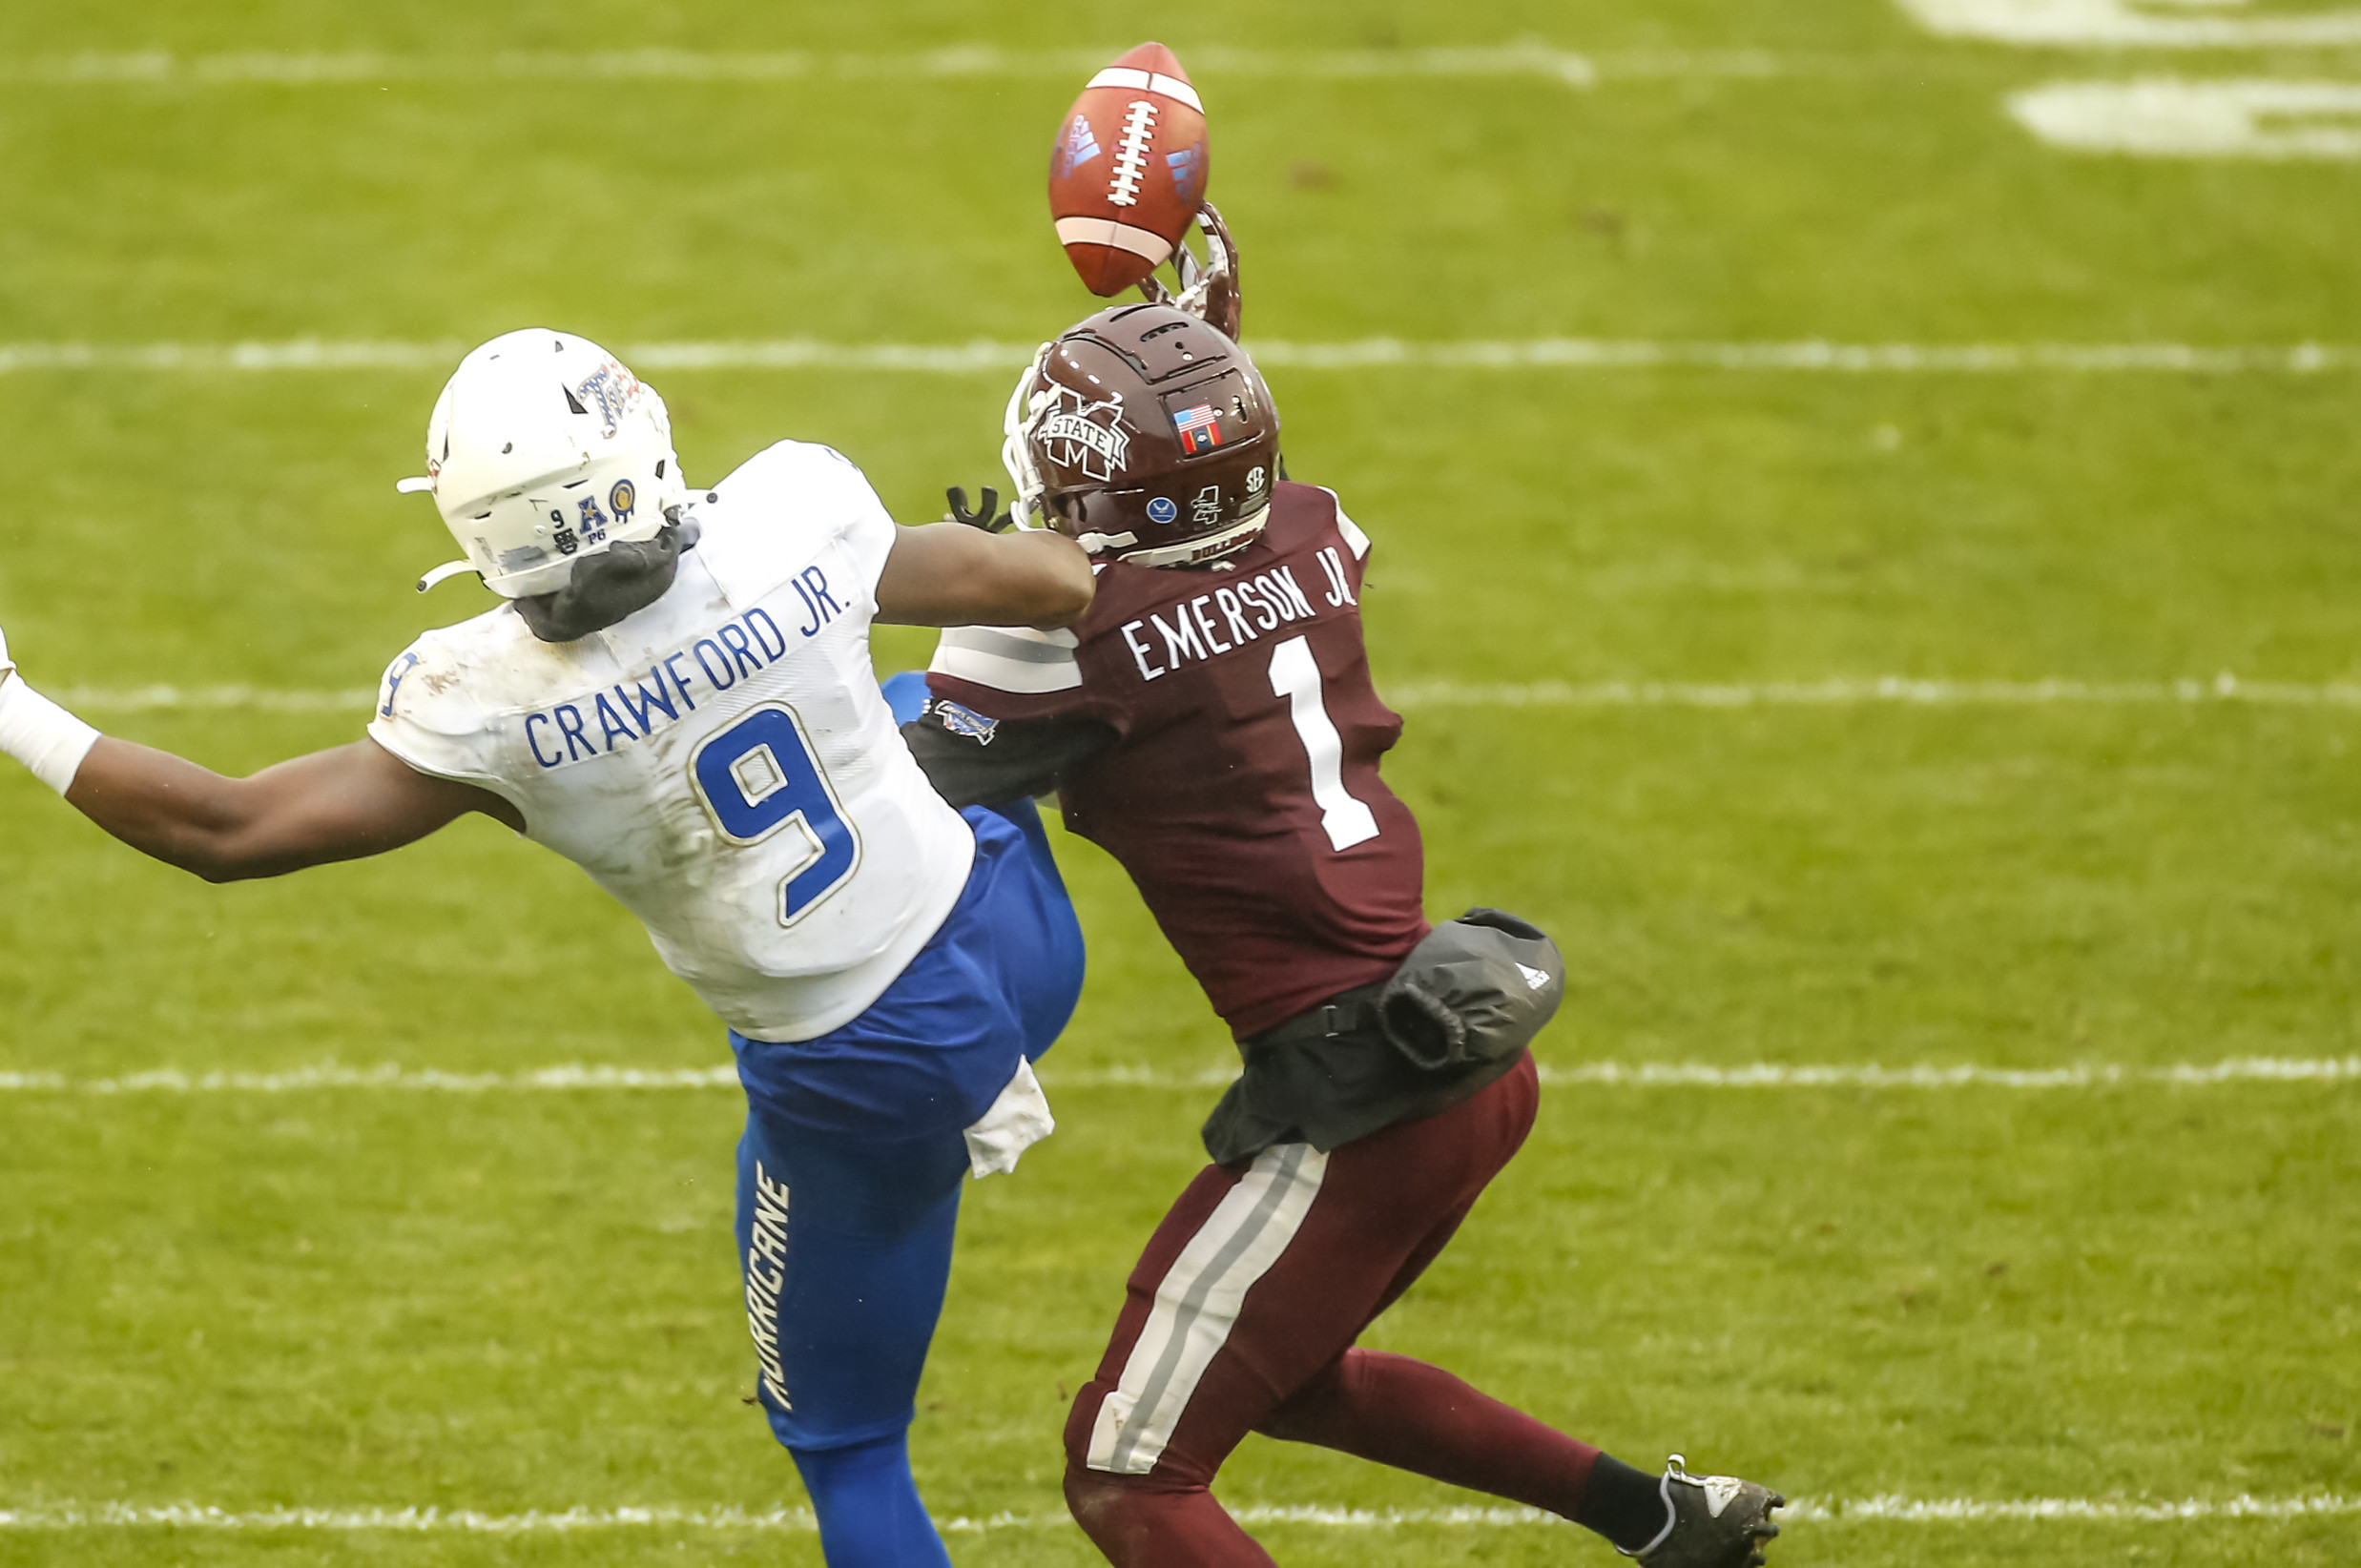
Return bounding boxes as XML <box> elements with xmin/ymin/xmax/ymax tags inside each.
<box><xmin>1269</xmin><ymin>635</ymin><xmax>1380</xmax><ymax>852</ymax></box>
<box><xmin>690</xmin><ymin>705</ymin><xmax>862</xmax><ymax>926</ymax></box>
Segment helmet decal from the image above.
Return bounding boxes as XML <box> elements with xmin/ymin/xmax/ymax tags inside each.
<box><xmin>1191</xmin><ymin>485</ymin><xmax>1221</xmax><ymax>528</ymax></box>
<box><xmin>609</xmin><ymin>479</ymin><xmax>636</xmax><ymax>521</ymax></box>
<box><xmin>1173</xmin><ymin>402</ymin><xmax>1223</xmax><ymax>454</ymax></box>
<box><xmin>1036</xmin><ymin>387</ymin><xmax>1134</xmax><ymax>482</ymax></box>
<box><xmin>1247</xmin><ymin>465</ymin><xmax>1267</xmax><ymax>493</ymax></box>
<box><xmin>575</xmin><ymin>494</ymin><xmax>611</xmax><ymax>547</ymax></box>
<box><xmin>1147</xmin><ymin>497</ymin><xmax>1178</xmax><ymax>524</ymax></box>
<box><xmin>573</xmin><ymin>361</ymin><xmax>638</xmax><ymax>440</ymax></box>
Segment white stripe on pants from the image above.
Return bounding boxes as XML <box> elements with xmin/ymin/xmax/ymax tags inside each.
<box><xmin>1086</xmin><ymin>1143</ymin><xmax>1331</xmax><ymax>1475</ymax></box>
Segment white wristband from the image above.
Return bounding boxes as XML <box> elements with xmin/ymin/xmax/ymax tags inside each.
<box><xmin>0</xmin><ymin>671</ymin><xmax>102</xmax><ymax>795</ymax></box>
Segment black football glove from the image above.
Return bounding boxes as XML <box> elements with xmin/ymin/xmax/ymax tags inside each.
<box><xmin>945</xmin><ymin>485</ymin><xmax>1013</xmax><ymax>533</ymax></box>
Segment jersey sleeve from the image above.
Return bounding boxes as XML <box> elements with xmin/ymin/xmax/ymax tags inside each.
<box><xmin>364</xmin><ymin>632</ymin><xmax>518</xmax><ymax>804</ymax></box>
<box><xmin>809</xmin><ymin>444</ymin><xmax>900</xmax><ymax>595</ymax></box>
<box><xmin>716</xmin><ymin>441</ymin><xmax>901</xmax><ymax>602</ymax></box>
<box><xmin>1324</xmin><ymin>489</ymin><xmax>1372</xmax><ymax>563</ymax></box>
<box><xmin>900</xmin><ymin>709</ymin><xmax>1116</xmax><ymax>809</ymax></box>
<box><xmin>925</xmin><ymin>623</ymin><xmax>1101</xmax><ymax>722</ymax></box>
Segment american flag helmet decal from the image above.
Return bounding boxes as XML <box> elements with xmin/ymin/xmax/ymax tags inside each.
<box><xmin>1173</xmin><ymin>403</ymin><xmax>1223</xmax><ymax>454</ymax></box>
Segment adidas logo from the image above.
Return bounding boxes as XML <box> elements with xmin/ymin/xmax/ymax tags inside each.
<box><xmin>1698</xmin><ymin>1475</ymin><xmax>1744</xmax><ymax>1518</ymax></box>
<box><xmin>1517</xmin><ymin>962</ymin><xmax>1550</xmax><ymax>992</ymax></box>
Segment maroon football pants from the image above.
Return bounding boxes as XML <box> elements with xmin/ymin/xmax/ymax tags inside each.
<box><xmin>1062</xmin><ymin>1054</ymin><xmax>1604</xmax><ymax>1566</ymax></box>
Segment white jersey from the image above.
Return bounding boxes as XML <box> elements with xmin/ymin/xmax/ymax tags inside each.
<box><xmin>369</xmin><ymin>441</ymin><xmax>976</xmax><ymax>1042</ymax></box>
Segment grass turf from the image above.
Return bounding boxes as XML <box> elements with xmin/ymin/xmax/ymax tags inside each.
<box><xmin>3</xmin><ymin>0</ymin><xmax>2358</xmax><ymax>1563</ymax></box>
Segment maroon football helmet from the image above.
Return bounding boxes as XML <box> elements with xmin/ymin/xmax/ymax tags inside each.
<box><xmin>1004</xmin><ymin>216</ymin><xmax>1278</xmax><ymax>568</ymax></box>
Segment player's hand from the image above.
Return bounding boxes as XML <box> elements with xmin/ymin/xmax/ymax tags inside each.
<box><xmin>1137</xmin><ymin>204</ymin><xmax>1242</xmax><ymax>340</ymax></box>
<box><xmin>1190</xmin><ymin>203</ymin><xmax>1242</xmax><ymax>340</ymax></box>
<box><xmin>945</xmin><ymin>485</ymin><xmax>1014</xmax><ymax>533</ymax></box>
<box><xmin>0</xmin><ymin>620</ymin><xmax>14</xmax><ymax>689</ymax></box>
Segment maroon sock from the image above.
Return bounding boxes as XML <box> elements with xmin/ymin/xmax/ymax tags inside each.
<box><xmin>1257</xmin><ymin>1349</ymin><xmax>1613</xmax><ymax>1523</ymax></box>
<box><xmin>1065</xmin><ymin>1469</ymin><xmax>1279</xmax><ymax>1568</ymax></box>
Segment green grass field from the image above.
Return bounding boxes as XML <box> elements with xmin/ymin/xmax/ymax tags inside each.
<box><xmin>3</xmin><ymin>2</ymin><xmax>2358</xmax><ymax>1563</ymax></box>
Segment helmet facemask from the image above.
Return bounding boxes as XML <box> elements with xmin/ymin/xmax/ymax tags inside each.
<box><xmin>1000</xmin><ymin>340</ymin><xmax>1060</xmax><ymax>531</ymax></box>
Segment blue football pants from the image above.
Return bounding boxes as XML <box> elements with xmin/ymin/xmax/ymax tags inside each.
<box><xmin>731</xmin><ymin>735</ymin><xmax>1080</xmax><ymax>1565</ymax></box>
<box><xmin>734</xmin><ymin>1116</ymin><xmax>967</xmax><ymax>1567</ymax></box>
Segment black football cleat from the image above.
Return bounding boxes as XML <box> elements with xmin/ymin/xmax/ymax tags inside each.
<box><xmin>1617</xmin><ymin>1454</ymin><xmax>1785</xmax><ymax>1568</ymax></box>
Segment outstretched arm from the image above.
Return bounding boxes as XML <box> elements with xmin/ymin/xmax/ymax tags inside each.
<box><xmin>875</xmin><ymin>522</ymin><xmax>1094</xmax><ymax>630</ymax></box>
<box><xmin>1</xmin><ymin>627</ymin><xmax>519</xmax><ymax>883</ymax></box>
<box><xmin>65</xmin><ymin>735</ymin><xmax>522</xmax><ymax>882</ymax></box>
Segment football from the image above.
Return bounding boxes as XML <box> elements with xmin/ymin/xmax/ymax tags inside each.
<box><xmin>1047</xmin><ymin>41</ymin><xmax>1210</xmax><ymax>296</ymax></box>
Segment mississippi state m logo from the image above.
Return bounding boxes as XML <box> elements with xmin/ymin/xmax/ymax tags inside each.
<box><xmin>1037</xmin><ymin>387</ymin><xmax>1133</xmax><ymax>483</ymax></box>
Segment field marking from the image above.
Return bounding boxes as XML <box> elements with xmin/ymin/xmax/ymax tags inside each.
<box><xmin>1898</xmin><ymin>0</ymin><xmax>2361</xmax><ymax>49</ymax></box>
<box><xmin>1067</xmin><ymin>1059</ymin><xmax>2361</xmax><ymax>1089</ymax></box>
<box><xmin>0</xmin><ymin>45</ymin><xmax>1596</xmax><ymax>90</ymax></box>
<box><xmin>2</xmin><ymin>1493</ymin><xmax>2353</xmax><ymax>1532</ymax></box>
<box><xmin>52</xmin><ymin>675</ymin><xmax>2361</xmax><ymax>717</ymax></box>
<box><xmin>1384</xmin><ymin>674</ymin><xmax>2361</xmax><ymax>709</ymax></box>
<box><xmin>56</xmin><ymin>685</ymin><xmax>380</xmax><ymax>712</ymax></box>
<box><xmin>2013</xmin><ymin>78</ymin><xmax>2361</xmax><ymax>158</ymax></box>
<box><xmin>2</xmin><ymin>1058</ymin><xmax>2352</xmax><ymax>1096</ymax></box>
<box><xmin>5</xmin><ymin>340</ymin><xmax>2357</xmax><ymax>377</ymax></box>
<box><xmin>0</xmin><ymin>47</ymin><xmax>2029</xmax><ymax>89</ymax></box>
<box><xmin>0</xmin><ymin>46</ymin><xmax>2022</xmax><ymax>90</ymax></box>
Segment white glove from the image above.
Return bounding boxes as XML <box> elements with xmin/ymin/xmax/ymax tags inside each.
<box><xmin>0</xmin><ymin>619</ymin><xmax>13</xmax><ymax>686</ymax></box>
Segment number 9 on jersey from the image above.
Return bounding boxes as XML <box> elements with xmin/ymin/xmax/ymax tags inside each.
<box><xmin>690</xmin><ymin>705</ymin><xmax>863</xmax><ymax>926</ymax></box>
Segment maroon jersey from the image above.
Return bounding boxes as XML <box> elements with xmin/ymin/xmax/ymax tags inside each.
<box><xmin>926</xmin><ymin>483</ymin><xmax>1428</xmax><ymax>1039</ymax></box>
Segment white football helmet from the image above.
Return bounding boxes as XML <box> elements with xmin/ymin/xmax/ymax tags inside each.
<box><xmin>402</xmin><ymin>329</ymin><xmax>688</xmax><ymax>598</ymax></box>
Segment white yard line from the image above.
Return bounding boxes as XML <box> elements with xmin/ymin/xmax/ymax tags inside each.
<box><xmin>1545</xmin><ymin>1058</ymin><xmax>2361</xmax><ymax>1087</ymax></box>
<box><xmin>1072</xmin><ymin>1060</ymin><xmax>2361</xmax><ymax>1090</ymax></box>
<box><xmin>50</xmin><ymin>675</ymin><xmax>2361</xmax><ymax>715</ymax></box>
<box><xmin>2</xmin><ymin>1058</ymin><xmax>2352</xmax><ymax>1095</ymax></box>
<box><xmin>0</xmin><ymin>46</ymin><xmax>1596</xmax><ymax>89</ymax></box>
<box><xmin>2012</xmin><ymin>79</ymin><xmax>2361</xmax><ymax>161</ymax></box>
<box><xmin>1062</xmin><ymin>1060</ymin><xmax>2361</xmax><ymax>1089</ymax></box>
<box><xmin>1384</xmin><ymin>674</ymin><xmax>2361</xmax><ymax>709</ymax></box>
<box><xmin>1898</xmin><ymin>0</ymin><xmax>2361</xmax><ymax>50</ymax></box>
<box><xmin>1</xmin><ymin>1494</ymin><xmax>2352</xmax><ymax>1531</ymax></box>
<box><xmin>0</xmin><ymin>45</ymin><xmax>2024</xmax><ymax>91</ymax></box>
<box><xmin>3</xmin><ymin>339</ymin><xmax>2355</xmax><ymax>376</ymax></box>
<box><xmin>56</xmin><ymin>685</ymin><xmax>379</xmax><ymax>712</ymax></box>
<box><xmin>1255</xmin><ymin>340</ymin><xmax>2361</xmax><ymax>373</ymax></box>
<box><xmin>0</xmin><ymin>47</ymin><xmax>1952</xmax><ymax>91</ymax></box>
